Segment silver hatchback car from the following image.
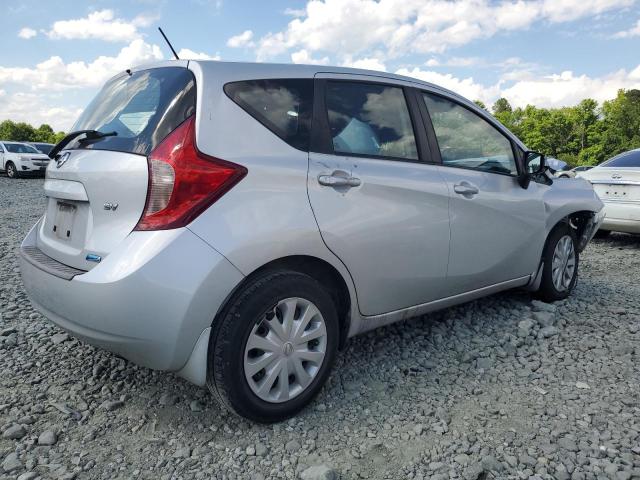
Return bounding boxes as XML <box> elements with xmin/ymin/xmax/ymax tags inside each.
<box><xmin>20</xmin><ymin>60</ymin><xmax>604</xmax><ymax>422</ymax></box>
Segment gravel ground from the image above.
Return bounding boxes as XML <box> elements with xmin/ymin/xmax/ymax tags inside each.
<box><xmin>1</xmin><ymin>175</ymin><xmax>639</xmax><ymax>480</ymax></box>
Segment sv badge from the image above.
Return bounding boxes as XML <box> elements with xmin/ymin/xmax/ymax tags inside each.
<box><xmin>103</xmin><ymin>202</ymin><xmax>119</xmax><ymax>211</ymax></box>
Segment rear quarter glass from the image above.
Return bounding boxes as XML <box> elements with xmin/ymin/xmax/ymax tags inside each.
<box><xmin>224</xmin><ymin>79</ymin><xmax>314</xmax><ymax>151</ymax></box>
<box><xmin>70</xmin><ymin>67</ymin><xmax>196</xmax><ymax>157</ymax></box>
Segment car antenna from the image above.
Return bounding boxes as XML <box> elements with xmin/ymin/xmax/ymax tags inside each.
<box><xmin>158</xmin><ymin>27</ymin><xmax>180</xmax><ymax>60</ymax></box>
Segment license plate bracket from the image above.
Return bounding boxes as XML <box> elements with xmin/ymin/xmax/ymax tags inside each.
<box><xmin>53</xmin><ymin>202</ymin><xmax>76</xmax><ymax>240</ymax></box>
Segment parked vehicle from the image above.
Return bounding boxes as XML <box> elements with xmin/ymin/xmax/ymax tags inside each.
<box><xmin>546</xmin><ymin>157</ymin><xmax>568</xmax><ymax>175</ymax></box>
<box><xmin>28</xmin><ymin>142</ymin><xmax>55</xmax><ymax>155</ymax></box>
<box><xmin>0</xmin><ymin>141</ymin><xmax>51</xmax><ymax>178</ymax></box>
<box><xmin>557</xmin><ymin>165</ymin><xmax>593</xmax><ymax>179</ymax></box>
<box><xmin>578</xmin><ymin>149</ymin><xmax>640</xmax><ymax>235</ymax></box>
<box><xmin>20</xmin><ymin>61</ymin><xmax>604</xmax><ymax>422</ymax></box>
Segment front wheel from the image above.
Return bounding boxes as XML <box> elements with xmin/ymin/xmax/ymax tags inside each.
<box><xmin>207</xmin><ymin>270</ymin><xmax>339</xmax><ymax>422</ymax></box>
<box><xmin>6</xmin><ymin>162</ymin><xmax>19</xmax><ymax>179</ymax></box>
<box><xmin>536</xmin><ymin>224</ymin><xmax>579</xmax><ymax>302</ymax></box>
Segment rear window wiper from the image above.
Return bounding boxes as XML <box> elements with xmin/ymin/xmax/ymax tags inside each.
<box><xmin>48</xmin><ymin>130</ymin><xmax>117</xmax><ymax>159</ymax></box>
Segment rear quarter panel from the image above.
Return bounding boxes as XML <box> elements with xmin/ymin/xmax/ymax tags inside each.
<box><xmin>186</xmin><ymin>62</ymin><xmax>359</xmax><ymax>324</ymax></box>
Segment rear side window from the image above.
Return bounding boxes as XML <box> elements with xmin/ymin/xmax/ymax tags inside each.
<box><xmin>601</xmin><ymin>150</ymin><xmax>640</xmax><ymax>168</ymax></box>
<box><xmin>325</xmin><ymin>81</ymin><xmax>418</xmax><ymax>160</ymax></box>
<box><xmin>224</xmin><ymin>79</ymin><xmax>313</xmax><ymax>151</ymax></box>
<box><xmin>71</xmin><ymin>67</ymin><xmax>196</xmax><ymax>156</ymax></box>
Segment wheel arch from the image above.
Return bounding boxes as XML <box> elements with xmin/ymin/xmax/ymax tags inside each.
<box><xmin>212</xmin><ymin>254</ymin><xmax>354</xmax><ymax>349</ymax></box>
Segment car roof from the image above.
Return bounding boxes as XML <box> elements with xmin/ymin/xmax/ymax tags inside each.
<box><xmin>134</xmin><ymin>59</ymin><xmax>473</xmax><ymax>109</ymax></box>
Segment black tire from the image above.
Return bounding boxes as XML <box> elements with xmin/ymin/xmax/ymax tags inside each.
<box><xmin>594</xmin><ymin>229</ymin><xmax>611</xmax><ymax>239</ymax></box>
<box><xmin>536</xmin><ymin>224</ymin><xmax>579</xmax><ymax>302</ymax></box>
<box><xmin>6</xmin><ymin>162</ymin><xmax>19</xmax><ymax>179</ymax></box>
<box><xmin>207</xmin><ymin>270</ymin><xmax>339</xmax><ymax>423</ymax></box>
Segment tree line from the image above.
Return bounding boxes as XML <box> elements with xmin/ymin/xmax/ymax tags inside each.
<box><xmin>0</xmin><ymin>120</ymin><xmax>66</xmax><ymax>145</ymax></box>
<box><xmin>2</xmin><ymin>88</ymin><xmax>640</xmax><ymax>166</ymax></box>
<box><xmin>475</xmin><ymin>88</ymin><xmax>640</xmax><ymax>166</ymax></box>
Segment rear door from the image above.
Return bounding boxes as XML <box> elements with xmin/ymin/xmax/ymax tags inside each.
<box><xmin>307</xmin><ymin>75</ymin><xmax>451</xmax><ymax>316</ymax></box>
<box><xmin>37</xmin><ymin>65</ymin><xmax>196</xmax><ymax>271</ymax></box>
<box><xmin>419</xmin><ymin>91</ymin><xmax>546</xmax><ymax>294</ymax></box>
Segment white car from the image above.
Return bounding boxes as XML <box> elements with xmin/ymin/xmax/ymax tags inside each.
<box><xmin>578</xmin><ymin>149</ymin><xmax>640</xmax><ymax>235</ymax></box>
<box><xmin>0</xmin><ymin>141</ymin><xmax>51</xmax><ymax>178</ymax></box>
<box><xmin>557</xmin><ymin>165</ymin><xmax>593</xmax><ymax>179</ymax></box>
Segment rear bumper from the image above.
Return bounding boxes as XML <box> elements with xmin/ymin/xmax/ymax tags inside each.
<box><xmin>20</xmin><ymin>221</ymin><xmax>244</xmax><ymax>380</ymax></box>
<box><xmin>601</xmin><ymin>201</ymin><xmax>640</xmax><ymax>234</ymax></box>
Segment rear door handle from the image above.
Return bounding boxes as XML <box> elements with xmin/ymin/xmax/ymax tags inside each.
<box><xmin>318</xmin><ymin>172</ymin><xmax>361</xmax><ymax>188</ymax></box>
<box><xmin>453</xmin><ymin>182</ymin><xmax>479</xmax><ymax>196</ymax></box>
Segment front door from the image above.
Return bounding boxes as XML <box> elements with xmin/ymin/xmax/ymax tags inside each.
<box><xmin>307</xmin><ymin>77</ymin><xmax>451</xmax><ymax>316</ymax></box>
<box><xmin>421</xmin><ymin>92</ymin><xmax>546</xmax><ymax>294</ymax></box>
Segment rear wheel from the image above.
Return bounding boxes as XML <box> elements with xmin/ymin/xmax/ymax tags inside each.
<box><xmin>208</xmin><ymin>270</ymin><xmax>338</xmax><ymax>422</ymax></box>
<box><xmin>6</xmin><ymin>162</ymin><xmax>19</xmax><ymax>179</ymax></box>
<box><xmin>536</xmin><ymin>224</ymin><xmax>579</xmax><ymax>302</ymax></box>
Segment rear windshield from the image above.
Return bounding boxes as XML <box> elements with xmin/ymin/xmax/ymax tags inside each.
<box><xmin>71</xmin><ymin>67</ymin><xmax>196</xmax><ymax>156</ymax></box>
<box><xmin>601</xmin><ymin>150</ymin><xmax>640</xmax><ymax>168</ymax></box>
<box><xmin>4</xmin><ymin>143</ymin><xmax>39</xmax><ymax>154</ymax></box>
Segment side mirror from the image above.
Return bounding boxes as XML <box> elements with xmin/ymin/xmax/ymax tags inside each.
<box><xmin>519</xmin><ymin>151</ymin><xmax>548</xmax><ymax>188</ymax></box>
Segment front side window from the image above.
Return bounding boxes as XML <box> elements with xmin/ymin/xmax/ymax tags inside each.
<box><xmin>325</xmin><ymin>81</ymin><xmax>418</xmax><ymax>160</ymax></box>
<box><xmin>224</xmin><ymin>79</ymin><xmax>313</xmax><ymax>151</ymax></box>
<box><xmin>423</xmin><ymin>93</ymin><xmax>518</xmax><ymax>175</ymax></box>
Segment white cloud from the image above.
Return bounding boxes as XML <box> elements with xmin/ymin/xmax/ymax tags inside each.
<box><xmin>426</xmin><ymin>56</ymin><xmax>482</xmax><ymax>67</ymax></box>
<box><xmin>502</xmin><ymin>68</ymin><xmax>640</xmax><ymax>107</ymax></box>
<box><xmin>291</xmin><ymin>49</ymin><xmax>330</xmax><ymax>65</ymax></box>
<box><xmin>395</xmin><ymin>64</ymin><xmax>640</xmax><ymax>108</ymax></box>
<box><xmin>613</xmin><ymin>19</ymin><xmax>640</xmax><ymax>38</ymax></box>
<box><xmin>342</xmin><ymin>57</ymin><xmax>387</xmax><ymax>71</ymax></box>
<box><xmin>18</xmin><ymin>27</ymin><xmax>37</xmax><ymax>39</ymax></box>
<box><xmin>0</xmin><ymin>92</ymin><xmax>82</xmax><ymax>131</ymax></box>
<box><xmin>396</xmin><ymin>67</ymin><xmax>500</xmax><ymax>103</ymax></box>
<box><xmin>177</xmin><ymin>48</ymin><xmax>221</xmax><ymax>60</ymax></box>
<box><xmin>253</xmin><ymin>0</ymin><xmax>633</xmax><ymax>62</ymax></box>
<box><xmin>541</xmin><ymin>0</ymin><xmax>634</xmax><ymax>23</ymax></box>
<box><xmin>47</xmin><ymin>9</ymin><xmax>147</xmax><ymax>42</ymax></box>
<box><xmin>227</xmin><ymin>30</ymin><xmax>254</xmax><ymax>48</ymax></box>
<box><xmin>0</xmin><ymin>39</ymin><xmax>163</xmax><ymax>91</ymax></box>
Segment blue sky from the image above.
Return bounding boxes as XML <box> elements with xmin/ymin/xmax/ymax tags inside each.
<box><xmin>1</xmin><ymin>0</ymin><xmax>639</xmax><ymax>131</ymax></box>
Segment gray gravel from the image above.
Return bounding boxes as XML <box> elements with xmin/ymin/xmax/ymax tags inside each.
<box><xmin>1</xmin><ymin>175</ymin><xmax>639</xmax><ymax>480</ymax></box>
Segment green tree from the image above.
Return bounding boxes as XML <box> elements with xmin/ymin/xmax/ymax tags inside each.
<box><xmin>473</xmin><ymin>100</ymin><xmax>487</xmax><ymax>110</ymax></box>
<box><xmin>0</xmin><ymin>119</ymin><xmax>65</xmax><ymax>144</ymax></box>
<box><xmin>492</xmin><ymin>98</ymin><xmax>512</xmax><ymax>115</ymax></box>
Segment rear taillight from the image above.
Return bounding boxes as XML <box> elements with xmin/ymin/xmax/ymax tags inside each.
<box><xmin>135</xmin><ymin>115</ymin><xmax>247</xmax><ymax>231</ymax></box>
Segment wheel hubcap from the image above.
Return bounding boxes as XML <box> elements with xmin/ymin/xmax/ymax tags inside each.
<box><xmin>551</xmin><ymin>235</ymin><xmax>576</xmax><ymax>292</ymax></box>
<box><xmin>244</xmin><ymin>297</ymin><xmax>327</xmax><ymax>403</ymax></box>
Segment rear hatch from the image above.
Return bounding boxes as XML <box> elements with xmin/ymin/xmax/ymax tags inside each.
<box><xmin>38</xmin><ymin>66</ymin><xmax>196</xmax><ymax>271</ymax></box>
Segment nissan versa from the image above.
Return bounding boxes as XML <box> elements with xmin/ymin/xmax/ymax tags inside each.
<box><xmin>20</xmin><ymin>60</ymin><xmax>605</xmax><ymax>422</ymax></box>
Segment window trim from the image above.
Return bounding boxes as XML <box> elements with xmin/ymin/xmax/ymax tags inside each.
<box><xmin>419</xmin><ymin>90</ymin><xmax>523</xmax><ymax>178</ymax></box>
<box><xmin>224</xmin><ymin>78</ymin><xmax>314</xmax><ymax>153</ymax></box>
<box><xmin>314</xmin><ymin>78</ymin><xmax>433</xmax><ymax>164</ymax></box>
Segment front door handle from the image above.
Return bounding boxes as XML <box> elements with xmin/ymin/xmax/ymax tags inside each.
<box><xmin>318</xmin><ymin>172</ymin><xmax>361</xmax><ymax>188</ymax></box>
<box><xmin>453</xmin><ymin>182</ymin><xmax>479</xmax><ymax>196</ymax></box>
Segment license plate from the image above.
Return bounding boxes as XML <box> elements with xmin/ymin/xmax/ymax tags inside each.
<box><xmin>53</xmin><ymin>202</ymin><xmax>76</xmax><ymax>240</ymax></box>
<box><xmin>603</xmin><ymin>184</ymin><xmax>629</xmax><ymax>199</ymax></box>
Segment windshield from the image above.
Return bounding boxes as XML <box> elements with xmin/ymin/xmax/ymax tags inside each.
<box><xmin>33</xmin><ymin>143</ymin><xmax>53</xmax><ymax>154</ymax></box>
<box><xmin>4</xmin><ymin>143</ymin><xmax>40</xmax><ymax>154</ymax></box>
<box><xmin>600</xmin><ymin>150</ymin><xmax>640</xmax><ymax>168</ymax></box>
<box><xmin>71</xmin><ymin>67</ymin><xmax>196</xmax><ymax>156</ymax></box>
